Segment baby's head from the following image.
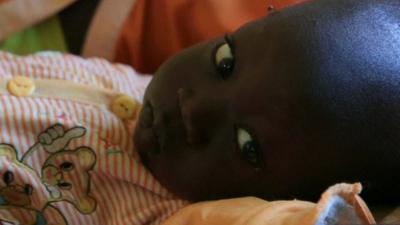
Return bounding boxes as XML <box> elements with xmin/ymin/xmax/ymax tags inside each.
<box><xmin>135</xmin><ymin>0</ymin><xmax>400</xmax><ymax>202</ymax></box>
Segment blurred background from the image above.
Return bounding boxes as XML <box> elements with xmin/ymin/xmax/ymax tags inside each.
<box><xmin>0</xmin><ymin>0</ymin><xmax>307</xmax><ymax>74</ymax></box>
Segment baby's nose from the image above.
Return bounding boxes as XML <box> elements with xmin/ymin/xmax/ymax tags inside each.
<box><xmin>177</xmin><ymin>88</ymin><xmax>226</xmax><ymax>146</ymax></box>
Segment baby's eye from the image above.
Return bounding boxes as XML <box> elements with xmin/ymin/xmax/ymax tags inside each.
<box><xmin>237</xmin><ymin>127</ymin><xmax>262</xmax><ymax>168</ymax></box>
<box><xmin>214</xmin><ymin>40</ymin><xmax>235</xmax><ymax>79</ymax></box>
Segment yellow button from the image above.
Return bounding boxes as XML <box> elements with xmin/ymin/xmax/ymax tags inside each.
<box><xmin>111</xmin><ymin>95</ymin><xmax>139</xmax><ymax>120</ymax></box>
<box><xmin>7</xmin><ymin>76</ymin><xmax>35</xmax><ymax>97</ymax></box>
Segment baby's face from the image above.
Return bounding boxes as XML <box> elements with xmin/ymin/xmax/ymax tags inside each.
<box><xmin>135</xmin><ymin>13</ymin><xmax>330</xmax><ymax>201</ymax></box>
<box><xmin>135</xmin><ymin>0</ymin><xmax>400</xmax><ymax>202</ymax></box>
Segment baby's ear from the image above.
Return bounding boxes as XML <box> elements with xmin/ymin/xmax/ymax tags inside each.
<box><xmin>311</xmin><ymin>183</ymin><xmax>375</xmax><ymax>225</ymax></box>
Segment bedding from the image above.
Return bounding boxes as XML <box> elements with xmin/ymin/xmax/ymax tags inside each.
<box><xmin>163</xmin><ymin>183</ymin><xmax>376</xmax><ymax>225</ymax></box>
<box><xmin>0</xmin><ymin>0</ymin><xmax>74</xmax><ymax>42</ymax></box>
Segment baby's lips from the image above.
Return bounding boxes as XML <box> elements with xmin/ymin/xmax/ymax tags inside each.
<box><xmin>138</xmin><ymin>102</ymin><xmax>154</xmax><ymax>129</ymax></box>
<box><xmin>135</xmin><ymin>125</ymin><xmax>160</xmax><ymax>155</ymax></box>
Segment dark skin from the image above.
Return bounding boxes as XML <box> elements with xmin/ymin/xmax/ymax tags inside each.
<box><xmin>134</xmin><ymin>0</ymin><xmax>400</xmax><ymax>204</ymax></box>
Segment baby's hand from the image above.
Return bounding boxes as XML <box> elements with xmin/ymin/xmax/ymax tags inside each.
<box><xmin>39</xmin><ymin>124</ymin><xmax>86</xmax><ymax>153</ymax></box>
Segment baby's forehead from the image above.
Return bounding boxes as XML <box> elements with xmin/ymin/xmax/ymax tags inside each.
<box><xmin>229</xmin><ymin>0</ymin><xmax>352</xmax><ymax>43</ymax></box>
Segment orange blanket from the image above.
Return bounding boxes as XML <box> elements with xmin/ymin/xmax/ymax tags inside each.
<box><xmin>161</xmin><ymin>183</ymin><xmax>375</xmax><ymax>225</ymax></box>
<box><xmin>114</xmin><ymin>0</ymin><xmax>309</xmax><ymax>74</ymax></box>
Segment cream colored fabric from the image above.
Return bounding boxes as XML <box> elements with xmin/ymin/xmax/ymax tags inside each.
<box><xmin>0</xmin><ymin>0</ymin><xmax>75</xmax><ymax>41</ymax></box>
<box><xmin>162</xmin><ymin>183</ymin><xmax>375</xmax><ymax>225</ymax></box>
<box><xmin>82</xmin><ymin>0</ymin><xmax>137</xmax><ymax>60</ymax></box>
<box><xmin>0</xmin><ymin>77</ymin><xmax>120</xmax><ymax>108</ymax></box>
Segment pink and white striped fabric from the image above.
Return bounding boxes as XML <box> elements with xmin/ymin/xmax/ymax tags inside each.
<box><xmin>0</xmin><ymin>51</ymin><xmax>188</xmax><ymax>225</ymax></box>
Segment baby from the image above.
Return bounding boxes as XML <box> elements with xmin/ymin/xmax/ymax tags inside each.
<box><xmin>0</xmin><ymin>0</ymin><xmax>398</xmax><ymax>224</ymax></box>
<box><xmin>135</xmin><ymin>0</ymin><xmax>400</xmax><ymax>203</ymax></box>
